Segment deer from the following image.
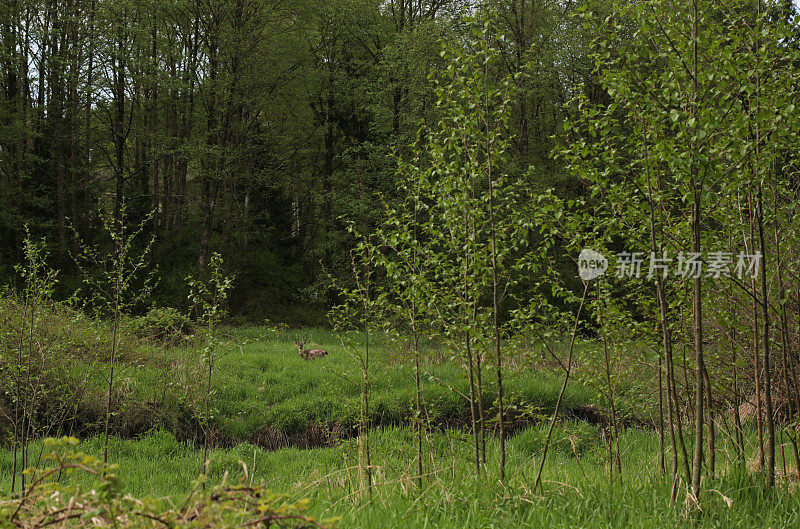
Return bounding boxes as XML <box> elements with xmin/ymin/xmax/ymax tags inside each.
<box><xmin>295</xmin><ymin>340</ymin><xmax>328</xmax><ymax>360</ymax></box>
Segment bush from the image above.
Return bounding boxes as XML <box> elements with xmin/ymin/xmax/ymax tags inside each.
<box><xmin>0</xmin><ymin>436</ymin><xmax>335</xmax><ymax>529</ymax></box>
<box><xmin>127</xmin><ymin>307</ymin><xmax>193</xmax><ymax>345</ymax></box>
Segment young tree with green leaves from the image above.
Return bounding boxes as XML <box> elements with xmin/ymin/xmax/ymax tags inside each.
<box><xmin>187</xmin><ymin>251</ymin><xmax>234</xmax><ymax>478</ymax></box>
<box><xmin>329</xmin><ymin>228</ymin><xmax>383</xmax><ymax>496</ymax></box>
<box><xmin>10</xmin><ymin>228</ymin><xmax>58</xmax><ymax>492</ymax></box>
<box><xmin>423</xmin><ymin>13</ymin><xmax>522</xmax><ymax>480</ymax></box>
<box><xmin>373</xmin><ymin>149</ymin><xmax>436</xmax><ymax>487</ymax></box>
<box><xmin>561</xmin><ymin>0</ymin><xmax>800</xmax><ymax>501</ymax></box>
<box><xmin>74</xmin><ymin>205</ymin><xmax>157</xmax><ymax>463</ymax></box>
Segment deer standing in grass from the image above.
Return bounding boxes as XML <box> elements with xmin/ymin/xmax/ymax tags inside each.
<box><xmin>295</xmin><ymin>340</ymin><xmax>328</xmax><ymax>360</ymax></box>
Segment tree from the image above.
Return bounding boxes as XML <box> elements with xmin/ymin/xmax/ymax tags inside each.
<box><xmin>381</xmin><ymin>12</ymin><xmax>530</xmax><ymax>481</ymax></box>
<box><xmin>373</xmin><ymin>148</ymin><xmax>436</xmax><ymax>487</ymax></box>
<box><xmin>187</xmin><ymin>251</ymin><xmax>234</xmax><ymax>478</ymax></box>
<box><xmin>73</xmin><ymin>204</ymin><xmax>156</xmax><ymax>462</ymax></box>
<box><xmin>561</xmin><ymin>0</ymin><xmax>800</xmax><ymax>500</ymax></box>
<box><xmin>10</xmin><ymin>228</ymin><xmax>58</xmax><ymax>491</ymax></box>
<box><xmin>329</xmin><ymin>227</ymin><xmax>382</xmax><ymax>496</ymax></box>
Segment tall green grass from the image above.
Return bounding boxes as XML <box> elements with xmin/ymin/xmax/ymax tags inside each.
<box><xmin>2</xmin><ymin>425</ymin><xmax>797</xmax><ymax>528</ymax></box>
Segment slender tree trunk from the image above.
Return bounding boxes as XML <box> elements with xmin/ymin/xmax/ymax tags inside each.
<box><xmin>413</xmin><ymin>330</ymin><xmax>423</xmax><ymax>486</ymax></box>
<box><xmin>103</xmin><ymin>295</ymin><xmax>120</xmax><ymax>464</ymax></box>
<box><xmin>756</xmin><ymin>184</ymin><xmax>775</xmax><ymax>486</ymax></box>
<box><xmin>703</xmin><ymin>363</ymin><xmax>715</xmax><ymax>477</ymax></box>
<box><xmin>465</xmin><ymin>329</ymin><xmax>480</xmax><ymax>474</ymax></box>
<box><xmin>112</xmin><ymin>30</ymin><xmax>126</xmax><ymax>221</ymax></box>
<box><xmin>81</xmin><ymin>0</ymin><xmax>95</xmax><ymax>248</ymax></box>
<box><xmin>533</xmin><ymin>283</ymin><xmax>589</xmax><ymax>492</ymax></box>
<box><xmin>359</xmin><ymin>328</ymin><xmax>372</xmax><ymax>495</ymax></box>
<box><xmin>67</xmin><ymin>17</ymin><xmax>81</xmax><ymax>259</ymax></box>
<box><xmin>748</xmin><ymin>190</ymin><xmax>765</xmax><ymax>467</ymax></box>
<box><xmin>412</xmin><ymin>184</ymin><xmax>424</xmax><ymax>487</ymax></box>
<box><xmin>357</xmin><ymin>248</ymin><xmax>373</xmax><ymax>495</ymax></box>
<box><xmin>463</xmin><ymin>206</ymin><xmax>480</xmax><ymax>474</ymax></box>
<box><xmin>772</xmin><ymin>178</ymin><xmax>800</xmax><ymax>471</ymax></box>
<box><xmin>21</xmin><ymin>285</ymin><xmax>37</xmax><ymax>490</ymax></box>
<box><xmin>659</xmin><ymin>355</ymin><xmax>666</xmax><ymax>475</ymax></box>
<box><xmin>201</xmin><ymin>323</ymin><xmax>214</xmax><ymax>478</ymax></box>
<box><xmin>485</xmin><ymin>52</ymin><xmax>505</xmax><ymax>484</ymax></box>
<box><xmin>732</xmin><ymin>331</ymin><xmax>745</xmax><ymax>463</ymax></box>
<box><xmin>751</xmin><ymin>0</ymin><xmax>774</xmax><ymax>486</ymax></box>
<box><xmin>475</xmin><ymin>343</ymin><xmax>486</xmax><ymax>464</ymax></box>
<box><xmin>599</xmin><ymin>282</ymin><xmax>621</xmax><ymax>476</ymax></box>
<box><xmin>688</xmin><ymin>0</ymin><xmax>706</xmax><ymax>501</ymax></box>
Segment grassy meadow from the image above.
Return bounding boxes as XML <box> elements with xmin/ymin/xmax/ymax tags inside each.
<box><xmin>2</xmin><ymin>422</ymin><xmax>798</xmax><ymax>528</ymax></box>
<box><xmin>27</xmin><ymin>319</ymin><xmax>598</xmax><ymax>446</ymax></box>
<box><xmin>2</xmin><ymin>322</ymin><xmax>799</xmax><ymax>527</ymax></box>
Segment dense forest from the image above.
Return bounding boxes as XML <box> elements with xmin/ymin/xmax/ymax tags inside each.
<box><xmin>0</xmin><ymin>0</ymin><xmax>589</xmax><ymax>322</ymax></box>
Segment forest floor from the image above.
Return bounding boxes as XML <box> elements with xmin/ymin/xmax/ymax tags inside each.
<box><xmin>1</xmin><ymin>322</ymin><xmax>799</xmax><ymax>527</ymax></box>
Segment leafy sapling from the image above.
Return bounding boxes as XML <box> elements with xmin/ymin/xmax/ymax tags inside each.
<box><xmin>187</xmin><ymin>252</ymin><xmax>234</xmax><ymax>479</ymax></box>
<box><xmin>11</xmin><ymin>227</ymin><xmax>58</xmax><ymax>492</ymax></box>
<box><xmin>73</xmin><ymin>204</ymin><xmax>157</xmax><ymax>463</ymax></box>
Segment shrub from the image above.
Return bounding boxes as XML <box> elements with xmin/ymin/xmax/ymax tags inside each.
<box><xmin>127</xmin><ymin>307</ymin><xmax>193</xmax><ymax>345</ymax></box>
<box><xmin>0</xmin><ymin>437</ymin><xmax>336</xmax><ymax>529</ymax></box>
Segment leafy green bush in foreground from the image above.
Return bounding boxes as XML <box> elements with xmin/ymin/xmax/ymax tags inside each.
<box><xmin>0</xmin><ymin>437</ymin><xmax>333</xmax><ymax>528</ymax></box>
